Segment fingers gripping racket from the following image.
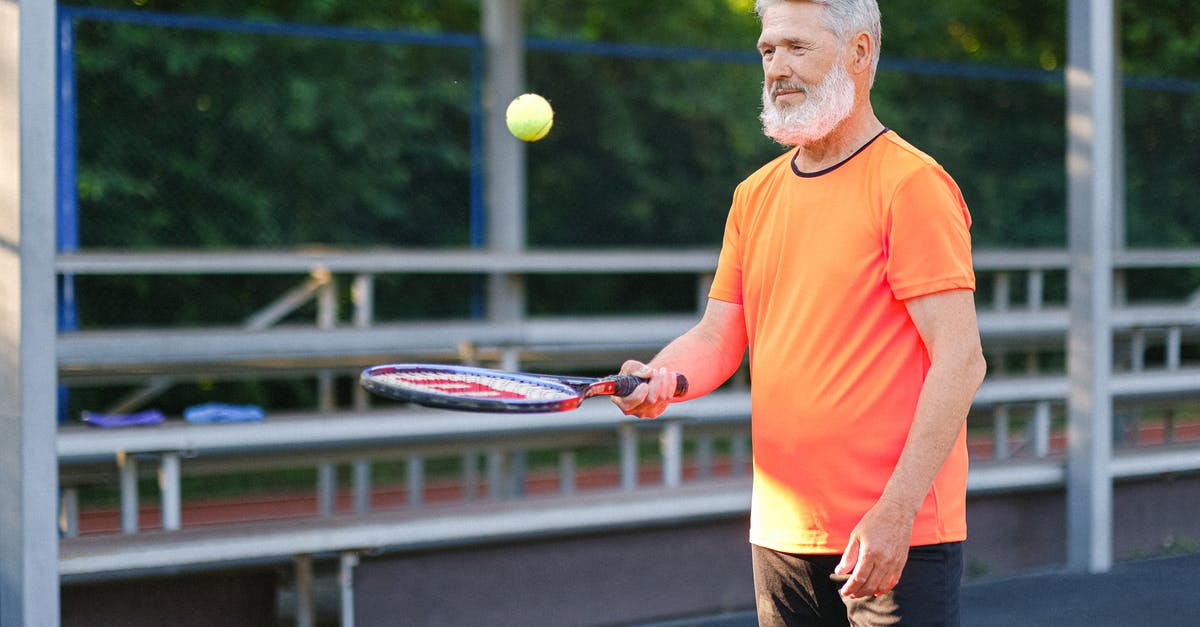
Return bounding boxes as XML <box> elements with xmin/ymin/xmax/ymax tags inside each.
<box><xmin>360</xmin><ymin>364</ymin><xmax>688</xmax><ymax>413</ymax></box>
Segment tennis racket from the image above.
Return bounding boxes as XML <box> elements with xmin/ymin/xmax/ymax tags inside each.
<box><xmin>359</xmin><ymin>363</ymin><xmax>688</xmax><ymax>413</ymax></box>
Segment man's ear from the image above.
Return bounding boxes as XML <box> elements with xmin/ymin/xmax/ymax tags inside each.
<box><xmin>849</xmin><ymin>31</ymin><xmax>874</xmax><ymax>76</ymax></box>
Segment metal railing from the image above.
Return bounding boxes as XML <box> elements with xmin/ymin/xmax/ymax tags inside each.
<box><xmin>53</xmin><ymin>246</ymin><xmax>1199</xmax><ymax>627</ymax></box>
<box><xmin>55</xmin><ymin>246</ymin><xmax>1200</xmax><ymax>533</ymax></box>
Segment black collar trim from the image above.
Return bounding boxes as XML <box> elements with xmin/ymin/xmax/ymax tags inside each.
<box><xmin>791</xmin><ymin>128</ymin><xmax>890</xmax><ymax>178</ymax></box>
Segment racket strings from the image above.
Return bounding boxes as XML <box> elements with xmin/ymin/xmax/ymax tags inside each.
<box><xmin>373</xmin><ymin>371</ymin><xmax>575</xmax><ymax>401</ymax></box>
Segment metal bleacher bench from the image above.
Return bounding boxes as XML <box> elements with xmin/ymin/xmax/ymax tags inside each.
<box><xmin>56</xmin><ymin>391</ymin><xmax>757</xmax><ymax>578</ymax></box>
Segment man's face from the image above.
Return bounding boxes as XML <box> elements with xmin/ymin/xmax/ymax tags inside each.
<box><xmin>756</xmin><ymin>2</ymin><xmax>857</xmax><ymax>146</ymax></box>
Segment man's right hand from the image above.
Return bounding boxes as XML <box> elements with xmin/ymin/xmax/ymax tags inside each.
<box><xmin>611</xmin><ymin>360</ymin><xmax>678</xmax><ymax>419</ymax></box>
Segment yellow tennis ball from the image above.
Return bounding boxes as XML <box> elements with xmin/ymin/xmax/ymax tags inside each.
<box><xmin>505</xmin><ymin>93</ymin><xmax>554</xmax><ymax>142</ymax></box>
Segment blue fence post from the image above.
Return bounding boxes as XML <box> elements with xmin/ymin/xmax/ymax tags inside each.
<box><xmin>56</xmin><ymin>8</ymin><xmax>79</xmax><ymax>423</ymax></box>
<box><xmin>469</xmin><ymin>42</ymin><xmax>487</xmax><ymax>319</ymax></box>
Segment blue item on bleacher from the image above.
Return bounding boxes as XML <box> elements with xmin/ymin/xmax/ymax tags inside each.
<box><xmin>82</xmin><ymin>409</ymin><xmax>166</xmax><ymax>428</ymax></box>
<box><xmin>183</xmin><ymin>403</ymin><xmax>265</xmax><ymax>424</ymax></box>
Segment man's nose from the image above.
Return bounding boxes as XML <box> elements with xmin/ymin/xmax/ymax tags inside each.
<box><xmin>764</xmin><ymin>53</ymin><xmax>791</xmax><ymax>80</ymax></box>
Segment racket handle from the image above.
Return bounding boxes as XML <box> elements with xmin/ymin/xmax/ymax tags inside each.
<box><xmin>611</xmin><ymin>373</ymin><xmax>690</xmax><ymax>398</ymax></box>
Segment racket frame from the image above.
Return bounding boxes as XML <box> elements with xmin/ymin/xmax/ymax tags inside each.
<box><xmin>359</xmin><ymin>364</ymin><xmax>684</xmax><ymax>413</ymax></box>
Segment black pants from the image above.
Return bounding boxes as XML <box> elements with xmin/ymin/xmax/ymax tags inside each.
<box><xmin>752</xmin><ymin>542</ymin><xmax>963</xmax><ymax>627</ymax></box>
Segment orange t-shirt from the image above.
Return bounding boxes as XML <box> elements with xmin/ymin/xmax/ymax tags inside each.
<box><xmin>709</xmin><ymin>130</ymin><xmax>975</xmax><ymax>554</ymax></box>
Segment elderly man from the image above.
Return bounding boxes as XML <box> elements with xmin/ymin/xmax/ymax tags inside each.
<box><xmin>614</xmin><ymin>1</ymin><xmax>986</xmax><ymax>625</ymax></box>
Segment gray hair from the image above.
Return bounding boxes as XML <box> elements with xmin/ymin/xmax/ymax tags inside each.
<box><xmin>754</xmin><ymin>0</ymin><xmax>882</xmax><ymax>82</ymax></box>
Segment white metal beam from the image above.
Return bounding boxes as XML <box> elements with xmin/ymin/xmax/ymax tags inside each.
<box><xmin>483</xmin><ymin>0</ymin><xmax>527</xmax><ymax>323</ymax></box>
<box><xmin>0</xmin><ymin>0</ymin><xmax>61</xmax><ymax>623</ymax></box>
<box><xmin>1065</xmin><ymin>0</ymin><xmax>1120</xmax><ymax>574</ymax></box>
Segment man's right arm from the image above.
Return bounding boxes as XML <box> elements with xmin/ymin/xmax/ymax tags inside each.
<box><xmin>612</xmin><ymin>298</ymin><xmax>748</xmax><ymax>419</ymax></box>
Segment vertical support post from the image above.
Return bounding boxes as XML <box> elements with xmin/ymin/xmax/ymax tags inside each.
<box><xmin>1032</xmin><ymin>402</ymin><xmax>1052</xmax><ymax>459</ymax></box>
<box><xmin>486</xmin><ymin>448</ymin><xmax>523</xmax><ymax>500</ymax></box>
<box><xmin>340</xmin><ymin>551</ymin><xmax>360</xmax><ymax>627</ymax></box>
<box><xmin>509</xmin><ymin>448</ymin><xmax>527</xmax><ymax>497</ymax></box>
<box><xmin>406</xmin><ymin>455</ymin><xmax>424</xmax><ymax>508</ymax></box>
<box><xmin>993</xmin><ymin>405</ymin><xmax>1010</xmax><ymax>460</ymax></box>
<box><xmin>352</xmin><ymin>457</ymin><xmax>371</xmax><ymax>514</ymax></box>
<box><xmin>993</xmin><ymin>271</ymin><xmax>1011</xmax><ymax>311</ymax></box>
<box><xmin>59</xmin><ymin>486</ymin><xmax>79</xmax><ymax>538</ymax></box>
<box><xmin>351</xmin><ymin>274</ymin><xmax>374</xmax><ymax>410</ymax></box>
<box><xmin>1129</xmin><ymin>329</ymin><xmax>1146</xmax><ymax>371</ymax></box>
<box><xmin>660</xmin><ymin>420</ymin><xmax>683</xmax><ymax>487</ymax></box>
<box><xmin>317</xmin><ymin>459</ymin><xmax>336</xmax><ymax>516</ymax></box>
<box><xmin>482</xmin><ymin>0</ymin><xmax>526</xmax><ymax>322</ymax></box>
<box><xmin>487</xmin><ymin>448</ymin><xmax>506</xmax><ymax>499</ymax></box>
<box><xmin>1027</xmin><ymin>269</ymin><xmax>1045</xmax><ymax>310</ymax></box>
<box><xmin>294</xmin><ymin>554</ymin><xmax>315</xmax><ymax>627</ymax></box>
<box><xmin>351</xmin><ymin>274</ymin><xmax>373</xmax><ymax>328</ymax></box>
<box><xmin>316</xmin><ymin>271</ymin><xmax>337</xmax><ymax>413</ymax></box>
<box><xmin>619</xmin><ymin>423</ymin><xmax>639</xmax><ymax>490</ymax></box>
<box><xmin>1066</xmin><ymin>0</ymin><xmax>1119</xmax><ymax>574</ymax></box>
<box><xmin>1</xmin><ymin>1</ymin><xmax>61</xmax><ymax>623</ymax></box>
<box><xmin>696</xmin><ymin>435</ymin><xmax>715</xmax><ymax>479</ymax></box>
<box><xmin>1165</xmin><ymin>327</ymin><xmax>1182</xmax><ymax>370</ymax></box>
<box><xmin>730</xmin><ymin>433</ymin><xmax>750</xmax><ymax>478</ymax></box>
<box><xmin>55</xmin><ymin>7</ymin><xmax>78</xmax><ymax>425</ymax></box>
<box><xmin>118</xmin><ymin>451</ymin><xmax>139</xmax><ymax>533</ymax></box>
<box><xmin>463</xmin><ymin>449</ymin><xmax>480</xmax><ymax>501</ymax></box>
<box><xmin>159</xmin><ymin>451</ymin><xmax>182</xmax><ymax>531</ymax></box>
<box><xmin>559</xmin><ymin>450</ymin><xmax>576</xmax><ymax>495</ymax></box>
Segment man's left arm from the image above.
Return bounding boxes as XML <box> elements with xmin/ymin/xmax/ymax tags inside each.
<box><xmin>836</xmin><ymin>288</ymin><xmax>987</xmax><ymax>598</ymax></box>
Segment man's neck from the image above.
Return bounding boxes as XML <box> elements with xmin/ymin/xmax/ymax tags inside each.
<box><xmin>792</xmin><ymin>110</ymin><xmax>886</xmax><ymax>173</ymax></box>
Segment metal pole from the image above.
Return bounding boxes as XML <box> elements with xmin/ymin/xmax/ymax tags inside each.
<box><xmin>483</xmin><ymin>0</ymin><xmax>527</xmax><ymax>322</ymax></box>
<box><xmin>619</xmin><ymin>423</ymin><xmax>639</xmax><ymax>490</ymax></box>
<box><xmin>118</xmin><ymin>451</ymin><xmax>140</xmax><ymax>533</ymax></box>
<box><xmin>339</xmin><ymin>551</ymin><xmax>360</xmax><ymax>627</ymax></box>
<box><xmin>1065</xmin><ymin>0</ymin><xmax>1118</xmax><ymax>574</ymax></box>
<box><xmin>1</xmin><ymin>1</ymin><xmax>61</xmax><ymax>623</ymax></box>
<box><xmin>294</xmin><ymin>554</ymin><xmax>315</xmax><ymax>627</ymax></box>
<box><xmin>661</xmin><ymin>420</ymin><xmax>683</xmax><ymax>487</ymax></box>
<box><xmin>159</xmin><ymin>452</ymin><xmax>182</xmax><ymax>531</ymax></box>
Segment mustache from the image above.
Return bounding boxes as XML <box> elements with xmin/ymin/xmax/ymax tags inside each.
<box><xmin>769</xmin><ymin>81</ymin><xmax>809</xmax><ymax>98</ymax></box>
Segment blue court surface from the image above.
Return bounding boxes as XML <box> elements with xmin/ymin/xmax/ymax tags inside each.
<box><xmin>643</xmin><ymin>552</ymin><xmax>1200</xmax><ymax>626</ymax></box>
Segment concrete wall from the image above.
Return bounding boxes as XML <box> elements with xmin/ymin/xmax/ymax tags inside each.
<box><xmin>61</xmin><ymin>570</ymin><xmax>277</xmax><ymax>627</ymax></box>
<box><xmin>354</xmin><ymin>520</ymin><xmax>754</xmax><ymax>627</ymax></box>
<box><xmin>60</xmin><ymin>471</ymin><xmax>1200</xmax><ymax>626</ymax></box>
<box><xmin>966</xmin><ymin>470</ymin><xmax>1200</xmax><ymax>578</ymax></box>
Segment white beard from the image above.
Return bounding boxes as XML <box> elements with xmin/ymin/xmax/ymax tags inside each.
<box><xmin>759</xmin><ymin>59</ymin><xmax>857</xmax><ymax>147</ymax></box>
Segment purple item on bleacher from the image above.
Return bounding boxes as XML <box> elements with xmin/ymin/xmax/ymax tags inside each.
<box><xmin>82</xmin><ymin>409</ymin><xmax>166</xmax><ymax>428</ymax></box>
<box><xmin>183</xmin><ymin>403</ymin><xmax>265</xmax><ymax>424</ymax></box>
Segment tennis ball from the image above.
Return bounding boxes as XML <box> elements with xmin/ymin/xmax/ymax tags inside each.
<box><xmin>505</xmin><ymin>93</ymin><xmax>554</xmax><ymax>142</ymax></box>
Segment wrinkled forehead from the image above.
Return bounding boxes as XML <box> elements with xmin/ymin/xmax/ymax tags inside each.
<box><xmin>757</xmin><ymin>1</ymin><xmax>834</xmax><ymax>47</ymax></box>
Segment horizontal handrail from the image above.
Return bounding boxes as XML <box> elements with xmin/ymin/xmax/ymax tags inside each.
<box><xmin>56</xmin><ymin>316</ymin><xmax>698</xmax><ymax>371</ymax></box>
<box><xmin>55</xmin><ymin>248</ymin><xmax>723</xmax><ymax>275</ymax></box>
<box><xmin>57</xmin><ymin>391</ymin><xmax>754</xmax><ymax>463</ymax></box>
<box><xmin>58</xmin><ymin>479</ymin><xmax>753</xmax><ymax>577</ymax></box>
<box><xmin>57</xmin><ymin>309</ymin><xmax>1199</xmax><ymax>372</ymax></box>
<box><xmin>53</xmin><ymin>247</ymin><xmax>1200</xmax><ymax>275</ymax></box>
<box><xmin>972</xmin><ymin>369</ymin><xmax>1200</xmax><ymax>405</ymax></box>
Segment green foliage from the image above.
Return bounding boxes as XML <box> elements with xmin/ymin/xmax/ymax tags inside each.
<box><xmin>75</xmin><ymin>18</ymin><xmax>474</xmax><ymax>249</ymax></box>
<box><xmin>68</xmin><ymin>0</ymin><xmax>1200</xmax><ymax>255</ymax></box>
<box><xmin>64</xmin><ymin>0</ymin><xmax>1200</xmax><ymax>323</ymax></box>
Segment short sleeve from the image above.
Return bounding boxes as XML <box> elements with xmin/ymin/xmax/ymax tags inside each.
<box><xmin>708</xmin><ymin>185</ymin><xmax>747</xmax><ymax>305</ymax></box>
<box><xmin>884</xmin><ymin>165</ymin><xmax>975</xmax><ymax>301</ymax></box>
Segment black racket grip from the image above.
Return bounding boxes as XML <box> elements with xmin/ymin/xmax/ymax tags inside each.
<box><xmin>610</xmin><ymin>373</ymin><xmax>689</xmax><ymax>398</ymax></box>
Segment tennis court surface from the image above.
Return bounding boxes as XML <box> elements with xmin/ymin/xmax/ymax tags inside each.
<box><xmin>645</xmin><ymin>552</ymin><xmax>1200</xmax><ymax>626</ymax></box>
